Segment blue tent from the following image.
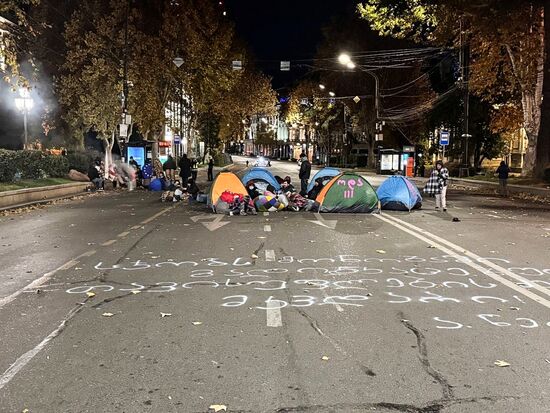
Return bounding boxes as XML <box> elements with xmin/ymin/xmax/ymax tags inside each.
<box><xmin>241</xmin><ymin>167</ymin><xmax>281</xmax><ymax>191</ymax></box>
<box><xmin>376</xmin><ymin>176</ymin><xmax>422</xmax><ymax>211</ymax></box>
<box><xmin>307</xmin><ymin>167</ymin><xmax>341</xmax><ymax>193</ymax></box>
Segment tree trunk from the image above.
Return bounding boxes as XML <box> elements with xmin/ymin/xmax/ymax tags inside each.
<box><xmin>536</xmin><ymin>4</ymin><xmax>550</xmax><ymax>178</ymax></box>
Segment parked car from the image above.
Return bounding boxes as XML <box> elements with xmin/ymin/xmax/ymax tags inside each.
<box><xmin>254</xmin><ymin>156</ymin><xmax>271</xmax><ymax>167</ymax></box>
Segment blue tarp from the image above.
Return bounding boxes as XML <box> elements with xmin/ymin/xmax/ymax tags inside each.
<box><xmin>241</xmin><ymin>167</ymin><xmax>281</xmax><ymax>191</ymax></box>
<box><xmin>307</xmin><ymin>167</ymin><xmax>341</xmax><ymax>193</ymax></box>
<box><xmin>376</xmin><ymin>175</ymin><xmax>422</xmax><ymax>211</ymax></box>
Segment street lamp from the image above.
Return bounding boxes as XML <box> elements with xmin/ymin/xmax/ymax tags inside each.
<box><xmin>15</xmin><ymin>88</ymin><xmax>34</xmax><ymax>148</ymax></box>
<box><xmin>329</xmin><ymin>91</ymin><xmax>336</xmax><ymax>97</ymax></box>
<box><xmin>338</xmin><ymin>53</ymin><xmax>352</xmax><ymax>65</ymax></box>
<box><xmin>318</xmin><ymin>84</ymin><xmax>326</xmax><ymax>90</ymax></box>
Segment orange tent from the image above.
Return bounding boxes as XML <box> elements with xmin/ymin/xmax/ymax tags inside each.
<box><xmin>208</xmin><ymin>172</ymin><xmax>248</xmax><ymax>206</ymax></box>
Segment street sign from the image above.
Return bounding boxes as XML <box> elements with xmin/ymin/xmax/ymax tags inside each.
<box><xmin>173</xmin><ymin>135</ymin><xmax>181</xmax><ymax>145</ymax></box>
<box><xmin>353</xmin><ymin>96</ymin><xmax>361</xmax><ymax>104</ymax></box>
<box><xmin>280</xmin><ymin>61</ymin><xmax>290</xmax><ymax>71</ymax></box>
<box><xmin>403</xmin><ymin>145</ymin><xmax>415</xmax><ymax>153</ymax></box>
<box><xmin>440</xmin><ymin>130</ymin><xmax>450</xmax><ymax>146</ymax></box>
<box><xmin>119</xmin><ymin>123</ymin><xmax>128</xmax><ymax>138</ymax></box>
<box><xmin>232</xmin><ymin>60</ymin><xmax>242</xmax><ymax>70</ymax></box>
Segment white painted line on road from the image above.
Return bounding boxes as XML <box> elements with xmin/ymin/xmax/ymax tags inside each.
<box><xmin>117</xmin><ymin>231</ymin><xmax>130</xmax><ymax>238</ymax></box>
<box><xmin>78</xmin><ymin>250</ymin><xmax>96</xmax><ymax>258</ymax></box>
<box><xmin>130</xmin><ymin>225</ymin><xmax>142</xmax><ymax>230</ymax></box>
<box><xmin>265</xmin><ymin>250</ymin><xmax>276</xmax><ymax>262</ymax></box>
<box><xmin>375</xmin><ymin>214</ymin><xmax>550</xmax><ymax>309</ymax></box>
<box><xmin>264</xmin><ymin>225</ymin><xmax>272</xmax><ymax>232</ymax></box>
<box><xmin>0</xmin><ymin>303</ymin><xmax>84</xmax><ymax>390</ymax></box>
<box><xmin>266</xmin><ymin>301</ymin><xmax>282</xmax><ymax>327</ymax></box>
<box><xmin>101</xmin><ymin>239</ymin><xmax>117</xmax><ymax>246</ymax></box>
<box><xmin>263</xmin><ymin>212</ymin><xmax>269</xmax><ymax>216</ymax></box>
<box><xmin>140</xmin><ymin>206</ymin><xmax>172</xmax><ymax>225</ymax></box>
<box><xmin>58</xmin><ymin>260</ymin><xmax>78</xmax><ymax>271</ymax></box>
<box><xmin>0</xmin><ymin>254</ymin><xmax>92</xmax><ymax>310</ymax></box>
<box><xmin>322</xmin><ymin>289</ymin><xmax>344</xmax><ymax>312</ymax></box>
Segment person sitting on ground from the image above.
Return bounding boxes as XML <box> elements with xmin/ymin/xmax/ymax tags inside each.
<box><xmin>246</xmin><ymin>180</ymin><xmax>260</xmax><ymax>199</ymax></box>
<box><xmin>281</xmin><ymin>176</ymin><xmax>295</xmax><ymax>194</ymax></box>
<box><xmin>307</xmin><ymin>177</ymin><xmax>325</xmax><ymax>200</ymax></box>
<box><xmin>87</xmin><ymin>160</ymin><xmax>104</xmax><ymax>190</ymax></box>
<box><xmin>186</xmin><ymin>178</ymin><xmax>201</xmax><ymax>200</ymax></box>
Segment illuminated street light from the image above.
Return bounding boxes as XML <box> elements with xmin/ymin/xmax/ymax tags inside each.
<box><xmin>318</xmin><ymin>84</ymin><xmax>326</xmax><ymax>90</ymax></box>
<box><xmin>329</xmin><ymin>91</ymin><xmax>336</xmax><ymax>97</ymax></box>
<box><xmin>338</xmin><ymin>53</ymin><xmax>351</xmax><ymax>65</ymax></box>
<box><xmin>261</xmin><ymin>117</ymin><xmax>268</xmax><ymax>124</ymax></box>
<box><xmin>346</xmin><ymin>62</ymin><xmax>356</xmax><ymax>70</ymax></box>
<box><xmin>15</xmin><ymin>88</ymin><xmax>34</xmax><ymax>147</ymax></box>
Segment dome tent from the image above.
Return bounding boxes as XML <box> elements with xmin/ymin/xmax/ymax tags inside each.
<box><xmin>208</xmin><ymin>172</ymin><xmax>248</xmax><ymax>207</ymax></box>
<box><xmin>316</xmin><ymin>173</ymin><xmax>379</xmax><ymax>213</ymax></box>
<box><xmin>307</xmin><ymin>167</ymin><xmax>341</xmax><ymax>193</ymax></box>
<box><xmin>377</xmin><ymin>175</ymin><xmax>422</xmax><ymax>211</ymax></box>
<box><xmin>241</xmin><ymin>167</ymin><xmax>281</xmax><ymax>192</ymax></box>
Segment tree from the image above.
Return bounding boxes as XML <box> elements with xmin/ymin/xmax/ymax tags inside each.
<box><xmin>358</xmin><ymin>0</ymin><xmax>547</xmax><ymax>176</ymax></box>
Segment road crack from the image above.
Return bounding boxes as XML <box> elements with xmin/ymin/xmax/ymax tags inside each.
<box><xmin>398</xmin><ymin>312</ymin><xmax>454</xmax><ymax>400</ymax></box>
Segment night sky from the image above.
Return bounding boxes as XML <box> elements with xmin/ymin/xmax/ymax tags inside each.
<box><xmin>225</xmin><ymin>0</ymin><xmax>359</xmax><ymax>89</ymax></box>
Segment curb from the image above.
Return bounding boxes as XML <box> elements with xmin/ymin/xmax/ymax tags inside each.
<box><xmin>0</xmin><ymin>182</ymin><xmax>91</xmax><ymax>211</ymax></box>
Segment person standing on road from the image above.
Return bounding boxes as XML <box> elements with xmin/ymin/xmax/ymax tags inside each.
<box><xmin>178</xmin><ymin>154</ymin><xmax>192</xmax><ymax>188</ymax></box>
<box><xmin>299</xmin><ymin>154</ymin><xmax>311</xmax><ymax>196</ymax></box>
<box><xmin>208</xmin><ymin>158</ymin><xmax>214</xmax><ymax>181</ymax></box>
<box><xmin>433</xmin><ymin>160</ymin><xmax>449</xmax><ymax>211</ymax></box>
<box><xmin>163</xmin><ymin>155</ymin><xmax>177</xmax><ymax>181</ymax></box>
<box><xmin>496</xmin><ymin>161</ymin><xmax>510</xmax><ymax>197</ymax></box>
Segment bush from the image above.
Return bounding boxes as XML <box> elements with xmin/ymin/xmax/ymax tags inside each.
<box><xmin>0</xmin><ymin>149</ymin><xmax>70</xmax><ymax>182</ymax></box>
<box><xmin>66</xmin><ymin>150</ymin><xmax>100</xmax><ymax>173</ymax></box>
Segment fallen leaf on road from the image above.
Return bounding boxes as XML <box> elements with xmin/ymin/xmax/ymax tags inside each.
<box><xmin>131</xmin><ymin>290</ymin><xmax>141</xmax><ymax>295</ymax></box>
<box><xmin>321</xmin><ymin>356</ymin><xmax>330</xmax><ymax>361</ymax></box>
<box><xmin>102</xmin><ymin>313</ymin><xmax>114</xmax><ymax>317</ymax></box>
<box><xmin>427</xmin><ymin>245</ymin><xmax>436</xmax><ymax>249</ymax></box>
<box><xmin>86</xmin><ymin>292</ymin><xmax>96</xmax><ymax>298</ymax></box>
<box><xmin>160</xmin><ymin>313</ymin><xmax>172</xmax><ymax>318</ymax></box>
<box><xmin>494</xmin><ymin>360</ymin><xmax>510</xmax><ymax>367</ymax></box>
<box><xmin>209</xmin><ymin>404</ymin><xmax>227</xmax><ymax>412</ymax></box>
<box><xmin>192</xmin><ymin>321</ymin><xmax>203</xmax><ymax>326</ymax></box>
<box><xmin>376</xmin><ymin>250</ymin><xmax>386</xmax><ymax>254</ymax></box>
<box><xmin>22</xmin><ymin>409</ymin><xmax>29</xmax><ymax>413</ymax></box>
<box><xmin>251</xmin><ymin>254</ymin><xmax>258</xmax><ymax>259</ymax></box>
<box><xmin>509</xmin><ymin>307</ymin><xmax>519</xmax><ymax>310</ymax></box>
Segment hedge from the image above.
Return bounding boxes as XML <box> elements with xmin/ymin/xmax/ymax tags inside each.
<box><xmin>0</xmin><ymin>149</ymin><xmax>69</xmax><ymax>182</ymax></box>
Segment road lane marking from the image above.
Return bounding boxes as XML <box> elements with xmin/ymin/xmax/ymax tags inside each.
<box><xmin>322</xmin><ymin>289</ymin><xmax>344</xmax><ymax>312</ymax></box>
<box><xmin>78</xmin><ymin>250</ymin><xmax>96</xmax><ymax>258</ymax></box>
<box><xmin>265</xmin><ymin>250</ymin><xmax>276</xmax><ymax>262</ymax></box>
<box><xmin>374</xmin><ymin>214</ymin><xmax>550</xmax><ymax>309</ymax></box>
<box><xmin>101</xmin><ymin>239</ymin><xmax>117</xmax><ymax>246</ymax></box>
<box><xmin>263</xmin><ymin>212</ymin><xmax>269</xmax><ymax>216</ymax></box>
<box><xmin>58</xmin><ymin>260</ymin><xmax>78</xmax><ymax>271</ymax></box>
<box><xmin>266</xmin><ymin>301</ymin><xmax>282</xmax><ymax>327</ymax></box>
<box><xmin>130</xmin><ymin>225</ymin><xmax>142</xmax><ymax>230</ymax></box>
<box><xmin>264</xmin><ymin>225</ymin><xmax>272</xmax><ymax>232</ymax></box>
<box><xmin>117</xmin><ymin>231</ymin><xmax>130</xmax><ymax>238</ymax></box>
<box><xmin>0</xmin><ymin>303</ymin><xmax>85</xmax><ymax>390</ymax></box>
<box><xmin>310</xmin><ymin>213</ymin><xmax>338</xmax><ymax>229</ymax></box>
<box><xmin>140</xmin><ymin>206</ymin><xmax>172</xmax><ymax>225</ymax></box>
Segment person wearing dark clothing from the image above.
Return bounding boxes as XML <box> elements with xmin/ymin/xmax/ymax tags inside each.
<box><xmin>87</xmin><ymin>161</ymin><xmax>103</xmax><ymax>190</ymax></box>
<box><xmin>191</xmin><ymin>158</ymin><xmax>198</xmax><ymax>181</ymax></box>
<box><xmin>178</xmin><ymin>154</ymin><xmax>192</xmax><ymax>186</ymax></box>
<box><xmin>187</xmin><ymin>178</ymin><xmax>200</xmax><ymax>199</ymax></box>
<box><xmin>163</xmin><ymin>155</ymin><xmax>177</xmax><ymax>181</ymax></box>
<box><xmin>299</xmin><ymin>154</ymin><xmax>311</xmax><ymax>196</ymax></box>
<box><xmin>496</xmin><ymin>161</ymin><xmax>511</xmax><ymax>197</ymax></box>
<box><xmin>246</xmin><ymin>181</ymin><xmax>260</xmax><ymax>199</ymax></box>
<box><xmin>307</xmin><ymin>177</ymin><xmax>325</xmax><ymax>200</ymax></box>
<box><xmin>129</xmin><ymin>156</ymin><xmax>139</xmax><ymax>169</ymax></box>
<box><xmin>208</xmin><ymin>158</ymin><xmax>214</xmax><ymax>181</ymax></box>
<box><xmin>281</xmin><ymin>176</ymin><xmax>295</xmax><ymax>194</ymax></box>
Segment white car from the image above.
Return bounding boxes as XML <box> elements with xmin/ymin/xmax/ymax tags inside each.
<box><xmin>254</xmin><ymin>157</ymin><xmax>271</xmax><ymax>167</ymax></box>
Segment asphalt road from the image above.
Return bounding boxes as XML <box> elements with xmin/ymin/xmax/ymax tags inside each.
<box><xmin>1</xmin><ymin>157</ymin><xmax>549</xmax><ymax>413</ymax></box>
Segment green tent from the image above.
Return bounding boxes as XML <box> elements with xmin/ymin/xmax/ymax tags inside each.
<box><xmin>316</xmin><ymin>173</ymin><xmax>379</xmax><ymax>213</ymax></box>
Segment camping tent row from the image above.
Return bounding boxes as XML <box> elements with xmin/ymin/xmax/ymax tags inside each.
<box><xmin>208</xmin><ymin>168</ymin><xmax>422</xmax><ymax>213</ymax></box>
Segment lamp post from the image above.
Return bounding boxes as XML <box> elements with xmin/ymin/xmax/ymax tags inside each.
<box><xmin>15</xmin><ymin>88</ymin><xmax>34</xmax><ymax>148</ymax></box>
